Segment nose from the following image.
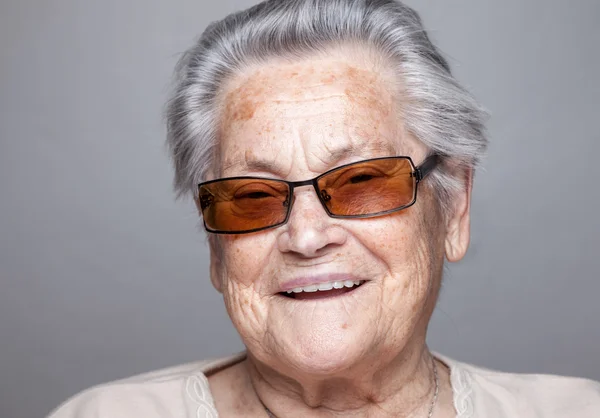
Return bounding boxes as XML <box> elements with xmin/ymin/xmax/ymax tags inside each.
<box><xmin>277</xmin><ymin>187</ymin><xmax>347</xmax><ymax>258</ymax></box>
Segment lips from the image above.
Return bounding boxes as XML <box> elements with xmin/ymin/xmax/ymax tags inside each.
<box><xmin>279</xmin><ymin>276</ymin><xmax>366</xmax><ymax>300</ymax></box>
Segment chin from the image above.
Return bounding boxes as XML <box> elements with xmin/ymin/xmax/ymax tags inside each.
<box><xmin>280</xmin><ymin>327</ymin><xmax>373</xmax><ymax>376</ymax></box>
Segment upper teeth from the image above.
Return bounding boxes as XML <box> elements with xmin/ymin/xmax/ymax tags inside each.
<box><xmin>286</xmin><ymin>280</ymin><xmax>363</xmax><ymax>294</ymax></box>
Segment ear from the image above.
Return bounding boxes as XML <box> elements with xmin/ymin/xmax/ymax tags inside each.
<box><xmin>195</xmin><ymin>196</ymin><xmax>224</xmax><ymax>293</ymax></box>
<box><xmin>444</xmin><ymin>168</ymin><xmax>473</xmax><ymax>262</ymax></box>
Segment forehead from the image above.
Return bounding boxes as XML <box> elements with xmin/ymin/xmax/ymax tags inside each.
<box><xmin>216</xmin><ymin>53</ymin><xmax>419</xmax><ymax>177</ymax></box>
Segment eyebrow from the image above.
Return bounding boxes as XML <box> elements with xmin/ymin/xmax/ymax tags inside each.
<box><xmin>224</xmin><ymin>140</ymin><xmax>399</xmax><ymax>177</ymax></box>
<box><xmin>244</xmin><ymin>158</ymin><xmax>285</xmax><ymax>174</ymax></box>
<box><xmin>220</xmin><ymin>158</ymin><xmax>284</xmax><ymax>177</ymax></box>
<box><xmin>326</xmin><ymin>141</ymin><xmax>397</xmax><ymax>163</ymax></box>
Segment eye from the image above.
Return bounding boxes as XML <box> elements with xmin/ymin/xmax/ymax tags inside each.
<box><xmin>349</xmin><ymin>174</ymin><xmax>375</xmax><ymax>184</ymax></box>
<box><xmin>233</xmin><ymin>182</ymin><xmax>282</xmax><ymax>200</ymax></box>
<box><xmin>334</xmin><ymin>169</ymin><xmax>383</xmax><ymax>187</ymax></box>
<box><xmin>238</xmin><ymin>191</ymin><xmax>273</xmax><ymax>199</ymax></box>
<box><xmin>199</xmin><ymin>193</ymin><xmax>214</xmax><ymax>209</ymax></box>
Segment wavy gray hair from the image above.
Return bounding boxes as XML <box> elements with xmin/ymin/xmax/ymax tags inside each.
<box><xmin>166</xmin><ymin>0</ymin><xmax>488</xmax><ymax>216</ymax></box>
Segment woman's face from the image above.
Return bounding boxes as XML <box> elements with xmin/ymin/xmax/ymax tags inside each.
<box><xmin>209</xmin><ymin>53</ymin><xmax>468</xmax><ymax>375</ymax></box>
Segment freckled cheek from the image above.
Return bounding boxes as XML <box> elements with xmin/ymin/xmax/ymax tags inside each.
<box><xmin>225</xmin><ymin>282</ymin><xmax>252</xmax><ymax>308</ymax></box>
<box><xmin>356</xmin><ymin>218</ymin><xmax>414</xmax><ymax>261</ymax></box>
<box><xmin>355</xmin><ymin>216</ymin><xmax>431</xmax><ymax>293</ymax></box>
<box><xmin>220</xmin><ymin>244</ymin><xmax>272</xmax><ymax>325</ymax></box>
<box><xmin>224</xmin><ymin>280</ymin><xmax>267</xmax><ymax>339</ymax></box>
<box><xmin>220</xmin><ymin>237</ymin><xmax>274</xmax><ymax>287</ymax></box>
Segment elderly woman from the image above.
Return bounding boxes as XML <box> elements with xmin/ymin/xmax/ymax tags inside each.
<box><xmin>49</xmin><ymin>0</ymin><xmax>600</xmax><ymax>417</ymax></box>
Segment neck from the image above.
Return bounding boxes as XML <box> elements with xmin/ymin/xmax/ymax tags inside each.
<box><xmin>246</xmin><ymin>341</ymin><xmax>438</xmax><ymax>418</ymax></box>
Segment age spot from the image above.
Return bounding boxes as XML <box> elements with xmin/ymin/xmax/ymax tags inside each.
<box><xmin>234</xmin><ymin>100</ymin><xmax>256</xmax><ymax>121</ymax></box>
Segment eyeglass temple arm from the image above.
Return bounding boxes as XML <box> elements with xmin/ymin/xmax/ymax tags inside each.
<box><xmin>414</xmin><ymin>154</ymin><xmax>441</xmax><ymax>182</ymax></box>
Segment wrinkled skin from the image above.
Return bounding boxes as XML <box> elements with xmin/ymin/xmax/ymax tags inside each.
<box><xmin>205</xmin><ymin>49</ymin><xmax>471</xmax><ymax>417</ymax></box>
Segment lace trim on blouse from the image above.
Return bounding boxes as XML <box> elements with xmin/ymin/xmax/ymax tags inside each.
<box><xmin>186</xmin><ymin>374</ymin><xmax>219</xmax><ymax>418</ymax></box>
<box><xmin>451</xmin><ymin>363</ymin><xmax>474</xmax><ymax>418</ymax></box>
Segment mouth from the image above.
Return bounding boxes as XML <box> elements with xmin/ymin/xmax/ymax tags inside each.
<box><xmin>279</xmin><ymin>280</ymin><xmax>366</xmax><ymax>300</ymax></box>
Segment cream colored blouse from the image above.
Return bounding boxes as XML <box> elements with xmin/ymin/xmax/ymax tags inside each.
<box><xmin>48</xmin><ymin>352</ymin><xmax>600</xmax><ymax>417</ymax></box>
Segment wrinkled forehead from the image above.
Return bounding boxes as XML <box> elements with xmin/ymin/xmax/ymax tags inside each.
<box><xmin>214</xmin><ymin>54</ymin><xmax>422</xmax><ymax>178</ymax></box>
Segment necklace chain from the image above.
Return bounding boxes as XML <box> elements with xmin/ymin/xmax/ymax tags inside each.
<box><xmin>264</xmin><ymin>356</ymin><xmax>439</xmax><ymax>418</ymax></box>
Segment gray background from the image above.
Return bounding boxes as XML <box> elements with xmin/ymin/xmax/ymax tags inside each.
<box><xmin>1</xmin><ymin>0</ymin><xmax>599</xmax><ymax>417</ymax></box>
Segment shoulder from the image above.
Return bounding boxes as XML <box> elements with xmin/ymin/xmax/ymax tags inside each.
<box><xmin>442</xmin><ymin>355</ymin><xmax>600</xmax><ymax>418</ymax></box>
<box><xmin>45</xmin><ymin>357</ymin><xmax>239</xmax><ymax>418</ymax></box>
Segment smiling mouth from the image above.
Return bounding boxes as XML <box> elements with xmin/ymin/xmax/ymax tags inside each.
<box><xmin>280</xmin><ymin>280</ymin><xmax>365</xmax><ymax>300</ymax></box>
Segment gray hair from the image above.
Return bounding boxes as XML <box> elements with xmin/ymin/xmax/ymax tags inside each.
<box><xmin>166</xmin><ymin>0</ymin><xmax>488</xmax><ymax>215</ymax></box>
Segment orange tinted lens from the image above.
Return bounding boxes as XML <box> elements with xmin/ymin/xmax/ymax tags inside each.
<box><xmin>317</xmin><ymin>158</ymin><xmax>416</xmax><ymax>216</ymax></box>
<box><xmin>199</xmin><ymin>178</ymin><xmax>290</xmax><ymax>232</ymax></box>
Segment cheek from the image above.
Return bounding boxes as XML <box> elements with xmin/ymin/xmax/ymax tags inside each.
<box><xmin>217</xmin><ymin>236</ymin><xmax>276</xmax><ymax>339</ymax></box>
<box><xmin>219</xmin><ymin>236</ymin><xmax>272</xmax><ymax>283</ymax></box>
<box><xmin>356</xmin><ymin>207</ymin><xmax>441</xmax><ymax>307</ymax></box>
<box><xmin>218</xmin><ymin>235</ymin><xmax>277</xmax><ymax>294</ymax></box>
<box><xmin>356</xmin><ymin>212</ymin><xmax>420</xmax><ymax>270</ymax></box>
<box><xmin>223</xmin><ymin>277</ymin><xmax>264</xmax><ymax>326</ymax></box>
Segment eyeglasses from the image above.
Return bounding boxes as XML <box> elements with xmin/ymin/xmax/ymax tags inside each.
<box><xmin>198</xmin><ymin>154</ymin><xmax>440</xmax><ymax>234</ymax></box>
